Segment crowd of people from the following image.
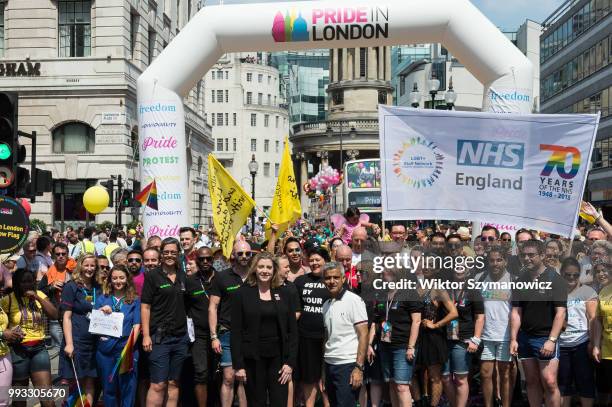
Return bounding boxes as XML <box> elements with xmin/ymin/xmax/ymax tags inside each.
<box><xmin>0</xmin><ymin>203</ymin><xmax>610</xmax><ymax>407</ymax></box>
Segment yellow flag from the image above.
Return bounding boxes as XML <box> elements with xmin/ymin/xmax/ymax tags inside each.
<box><xmin>266</xmin><ymin>138</ymin><xmax>302</xmax><ymax>238</ymax></box>
<box><xmin>208</xmin><ymin>154</ymin><xmax>256</xmax><ymax>258</ymax></box>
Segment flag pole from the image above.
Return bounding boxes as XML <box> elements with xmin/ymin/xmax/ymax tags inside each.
<box><xmin>70</xmin><ymin>358</ymin><xmax>87</xmax><ymax>407</ymax></box>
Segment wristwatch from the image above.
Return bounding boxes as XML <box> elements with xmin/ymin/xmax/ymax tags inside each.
<box><xmin>548</xmin><ymin>336</ymin><xmax>558</xmax><ymax>343</ymax></box>
<box><xmin>355</xmin><ymin>363</ymin><xmax>365</xmax><ymax>372</ymax></box>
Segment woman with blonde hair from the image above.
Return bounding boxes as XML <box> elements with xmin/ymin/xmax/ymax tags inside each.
<box><xmin>60</xmin><ymin>253</ymin><xmax>100</xmax><ymax>406</ymax></box>
<box><xmin>231</xmin><ymin>252</ymin><xmax>298</xmax><ymax>407</ymax></box>
<box><xmin>95</xmin><ymin>265</ymin><xmax>141</xmax><ymax>406</ymax></box>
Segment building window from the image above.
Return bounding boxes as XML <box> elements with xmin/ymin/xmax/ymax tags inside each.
<box><xmin>263</xmin><ymin>162</ymin><xmax>270</xmax><ymax>177</ymax></box>
<box><xmin>264</xmin><ymin>114</ymin><xmax>269</xmax><ymax>127</ymax></box>
<box><xmin>217</xmin><ymin>69</ymin><xmax>223</xmax><ymax>79</ymax></box>
<box><xmin>233</xmin><ymin>138</ymin><xmax>237</xmax><ymax>151</ymax></box>
<box><xmin>246</xmin><ymin>72</ymin><xmax>252</xmax><ymax>82</ymax></box>
<box><xmin>360</xmin><ymin>48</ymin><xmax>367</xmax><ymax>77</ymax></box>
<box><xmin>216</xmin><ymin>138</ymin><xmax>223</xmax><ymax>151</ymax></box>
<box><xmin>225</xmin><ymin>89</ymin><xmax>229</xmax><ymax>102</ymax></box>
<box><xmin>59</xmin><ymin>0</ymin><xmax>92</xmax><ymax>57</ymax></box>
<box><xmin>264</xmin><ymin>139</ymin><xmax>269</xmax><ymax>152</ymax></box>
<box><xmin>233</xmin><ymin>113</ymin><xmax>237</xmax><ymax>126</ymax></box>
<box><xmin>225</xmin><ymin>113</ymin><xmax>228</xmax><ymax>126</ymax></box>
<box><xmin>274</xmin><ymin>163</ymin><xmax>279</xmax><ymax>177</ymax></box>
<box><xmin>332</xmin><ymin>89</ymin><xmax>344</xmax><ymax>105</ymax></box>
<box><xmin>246</xmin><ymin>92</ymin><xmax>252</xmax><ymax>104</ymax></box>
<box><xmin>217</xmin><ymin>90</ymin><xmax>223</xmax><ymax>103</ymax></box>
<box><xmin>267</xmin><ymin>94</ymin><xmax>271</xmax><ymax>105</ymax></box>
<box><xmin>274</xmin><ymin>96</ymin><xmax>277</xmax><ymax>105</ymax></box>
<box><xmin>147</xmin><ymin>28</ymin><xmax>156</xmax><ymax>65</ymax></box>
<box><xmin>268</xmin><ymin>75</ymin><xmax>271</xmax><ymax>84</ymax></box>
<box><xmin>250</xmin><ymin>139</ymin><xmax>257</xmax><ymax>152</ymax></box>
<box><xmin>130</xmin><ymin>12</ymin><xmax>139</xmax><ymax>60</ymax></box>
<box><xmin>258</xmin><ymin>74</ymin><xmax>263</xmax><ymax>83</ymax></box>
<box><xmin>275</xmin><ymin>116</ymin><xmax>279</xmax><ymax>128</ymax></box>
<box><xmin>211</xmin><ymin>90</ymin><xmax>215</xmax><ymax>103</ymax></box>
<box><xmin>0</xmin><ymin>6</ymin><xmax>4</xmax><ymax>57</ymax></box>
<box><xmin>275</xmin><ymin>140</ymin><xmax>280</xmax><ymax>153</ymax></box>
<box><xmin>378</xmin><ymin>90</ymin><xmax>387</xmax><ymax>105</ymax></box>
<box><xmin>258</xmin><ymin>93</ymin><xmax>263</xmax><ymax>104</ymax></box>
<box><xmin>337</xmin><ymin>48</ymin><xmax>343</xmax><ymax>81</ymax></box>
<box><xmin>225</xmin><ymin>138</ymin><xmax>229</xmax><ymax>151</ymax></box>
<box><xmin>225</xmin><ymin>71</ymin><xmax>229</xmax><ymax>79</ymax></box>
<box><xmin>211</xmin><ymin>71</ymin><xmax>215</xmax><ymax>80</ymax></box>
<box><xmin>211</xmin><ymin>114</ymin><xmax>215</xmax><ymax>126</ymax></box>
<box><xmin>250</xmin><ymin>113</ymin><xmax>257</xmax><ymax>126</ymax></box>
<box><xmin>52</xmin><ymin>122</ymin><xmax>95</xmax><ymax>153</ymax></box>
<box><xmin>216</xmin><ymin>113</ymin><xmax>223</xmax><ymax>126</ymax></box>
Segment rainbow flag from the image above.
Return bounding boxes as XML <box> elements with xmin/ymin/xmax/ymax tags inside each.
<box><xmin>135</xmin><ymin>179</ymin><xmax>158</xmax><ymax>210</ymax></box>
<box><xmin>108</xmin><ymin>328</ymin><xmax>136</xmax><ymax>383</ymax></box>
<box><xmin>62</xmin><ymin>383</ymin><xmax>90</xmax><ymax>407</ymax></box>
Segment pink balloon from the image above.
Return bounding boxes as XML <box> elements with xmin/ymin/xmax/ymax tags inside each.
<box><xmin>19</xmin><ymin>198</ymin><xmax>31</xmax><ymax>216</ymax></box>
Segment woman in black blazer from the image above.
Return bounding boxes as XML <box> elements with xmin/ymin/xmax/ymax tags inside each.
<box><xmin>231</xmin><ymin>252</ymin><xmax>298</xmax><ymax>407</ymax></box>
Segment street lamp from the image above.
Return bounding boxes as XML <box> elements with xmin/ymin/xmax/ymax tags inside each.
<box><xmin>427</xmin><ymin>73</ymin><xmax>440</xmax><ymax>109</ymax></box>
<box><xmin>409</xmin><ymin>83</ymin><xmax>422</xmax><ymax>108</ymax></box>
<box><xmin>248</xmin><ymin>154</ymin><xmax>258</xmax><ymax>233</ymax></box>
<box><xmin>327</xmin><ymin>121</ymin><xmax>356</xmax><ymax>172</ymax></box>
<box><xmin>444</xmin><ymin>76</ymin><xmax>457</xmax><ymax>110</ymax></box>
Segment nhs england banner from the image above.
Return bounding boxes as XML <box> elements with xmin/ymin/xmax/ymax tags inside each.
<box><xmin>379</xmin><ymin>106</ymin><xmax>600</xmax><ymax>237</ymax></box>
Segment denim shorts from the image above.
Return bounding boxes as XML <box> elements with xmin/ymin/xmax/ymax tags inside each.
<box><xmin>481</xmin><ymin>340</ymin><xmax>512</xmax><ymax>362</ymax></box>
<box><xmin>219</xmin><ymin>331</ymin><xmax>232</xmax><ymax>368</ymax></box>
<box><xmin>149</xmin><ymin>334</ymin><xmax>189</xmax><ymax>383</ymax></box>
<box><xmin>379</xmin><ymin>343</ymin><xmax>417</xmax><ymax>384</ymax></box>
<box><xmin>442</xmin><ymin>340</ymin><xmax>471</xmax><ymax>376</ymax></box>
<box><xmin>10</xmin><ymin>343</ymin><xmax>51</xmax><ymax>380</ymax></box>
<box><xmin>517</xmin><ymin>332</ymin><xmax>559</xmax><ymax>361</ymax></box>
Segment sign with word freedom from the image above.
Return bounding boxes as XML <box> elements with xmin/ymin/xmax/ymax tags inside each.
<box><xmin>379</xmin><ymin>106</ymin><xmax>599</xmax><ymax>237</ymax></box>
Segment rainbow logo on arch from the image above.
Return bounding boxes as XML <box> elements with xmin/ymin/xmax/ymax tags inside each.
<box><xmin>272</xmin><ymin>10</ymin><xmax>309</xmax><ymax>42</ymax></box>
<box><xmin>539</xmin><ymin>144</ymin><xmax>581</xmax><ymax>179</ymax></box>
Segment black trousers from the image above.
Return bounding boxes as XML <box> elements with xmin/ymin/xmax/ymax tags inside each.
<box><xmin>244</xmin><ymin>355</ymin><xmax>288</xmax><ymax>407</ymax></box>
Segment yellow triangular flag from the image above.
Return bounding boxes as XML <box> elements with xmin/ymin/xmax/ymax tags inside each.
<box><xmin>265</xmin><ymin>137</ymin><xmax>302</xmax><ymax>239</ymax></box>
<box><xmin>208</xmin><ymin>154</ymin><xmax>256</xmax><ymax>258</ymax></box>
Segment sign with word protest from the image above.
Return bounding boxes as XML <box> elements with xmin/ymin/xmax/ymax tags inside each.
<box><xmin>208</xmin><ymin>155</ymin><xmax>256</xmax><ymax>258</ymax></box>
<box><xmin>379</xmin><ymin>106</ymin><xmax>599</xmax><ymax>237</ymax></box>
<box><xmin>0</xmin><ymin>196</ymin><xmax>29</xmax><ymax>254</ymax></box>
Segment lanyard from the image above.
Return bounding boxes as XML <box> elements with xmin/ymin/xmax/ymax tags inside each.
<box><xmin>112</xmin><ymin>296</ymin><xmax>124</xmax><ymax>312</ymax></box>
<box><xmin>385</xmin><ymin>291</ymin><xmax>397</xmax><ymax>322</ymax></box>
<box><xmin>451</xmin><ymin>287</ymin><xmax>465</xmax><ymax>307</ymax></box>
<box><xmin>82</xmin><ymin>287</ymin><xmax>96</xmax><ymax>306</ymax></box>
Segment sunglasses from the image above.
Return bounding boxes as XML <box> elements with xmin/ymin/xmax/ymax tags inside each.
<box><xmin>236</xmin><ymin>252</ymin><xmax>252</xmax><ymax>257</ymax></box>
<box><xmin>198</xmin><ymin>256</ymin><xmax>214</xmax><ymax>262</ymax></box>
<box><xmin>127</xmin><ymin>258</ymin><xmax>142</xmax><ymax>263</ymax></box>
<box><xmin>563</xmin><ymin>273</ymin><xmax>580</xmax><ymax>279</ymax></box>
<box><xmin>501</xmin><ymin>238</ymin><xmax>512</xmax><ymax>242</ymax></box>
<box><xmin>54</xmin><ymin>252</ymin><xmax>68</xmax><ymax>257</ymax></box>
<box><xmin>480</xmin><ymin>236</ymin><xmax>496</xmax><ymax>242</ymax></box>
<box><xmin>99</xmin><ymin>265</ymin><xmax>110</xmax><ymax>270</ymax></box>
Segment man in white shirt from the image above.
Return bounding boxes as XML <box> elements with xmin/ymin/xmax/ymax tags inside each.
<box><xmin>322</xmin><ymin>262</ymin><xmax>368</xmax><ymax>407</ymax></box>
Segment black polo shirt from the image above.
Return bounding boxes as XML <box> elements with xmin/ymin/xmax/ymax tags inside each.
<box><xmin>185</xmin><ymin>271</ymin><xmax>214</xmax><ymax>338</ymax></box>
<box><xmin>512</xmin><ymin>267</ymin><xmax>567</xmax><ymax>337</ymax></box>
<box><xmin>141</xmin><ymin>267</ymin><xmax>187</xmax><ymax>337</ymax></box>
<box><xmin>209</xmin><ymin>267</ymin><xmax>245</xmax><ymax>330</ymax></box>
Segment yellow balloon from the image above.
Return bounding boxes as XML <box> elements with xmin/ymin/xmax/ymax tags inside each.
<box><xmin>83</xmin><ymin>185</ymin><xmax>110</xmax><ymax>214</ymax></box>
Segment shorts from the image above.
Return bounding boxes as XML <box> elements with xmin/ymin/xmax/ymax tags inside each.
<box><xmin>517</xmin><ymin>332</ymin><xmax>559</xmax><ymax>361</ymax></box>
<box><xmin>558</xmin><ymin>341</ymin><xmax>595</xmax><ymax>398</ymax></box>
<box><xmin>191</xmin><ymin>336</ymin><xmax>211</xmax><ymax>383</ymax></box>
<box><xmin>379</xmin><ymin>343</ymin><xmax>417</xmax><ymax>384</ymax></box>
<box><xmin>11</xmin><ymin>343</ymin><xmax>51</xmax><ymax>380</ymax></box>
<box><xmin>365</xmin><ymin>345</ymin><xmax>383</xmax><ymax>384</ymax></box>
<box><xmin>481</xmin><ymin>340</ymin><xmax>512</xmax><ymax>362</ymax></box>
<box><xmin>149</xmin><ymin>334</ymin><xmax>189</xmax><ymax>383</ymax></box>
<box><xmin>325</xmin><ymin>362</ymin><xmax>359</xmax><ymax>407</ymax></box>
<box><xmin>442</xmin><ymin>340</ymin><xmax>471</xmax><ymax>376</ymax></box>
<box><xmin>297</xmin><ymin>336</ymin><xmax>325</xmax><ymax>383</ymax></box>
<box><xmin>219</xmin><ymin>331</ymin><xmax>232</xmax><ymax>368</ymax></box>
<box><xmin>596</xmin><ymin>359</ymin><xmax>612</xmax><ymax>394</ymax></box>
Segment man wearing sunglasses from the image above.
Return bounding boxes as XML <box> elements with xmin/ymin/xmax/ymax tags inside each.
<box><xmin>185</xmin><ymin>247</ymin><xmax>216</xmax><ymax>407</ymax></box>
<box><xmin>127</xmin><ymin>249</ymin><xmax>145</xmax><ymax>296</ymax></box>
<box><xmin>39</xmin><ymin>242</ymin><xmax>71</xmax><ymax>357</ymax></box>
<box><xmin>481</xmin><ymin>225</ymin><xmax>501</xmax><ymax>252</ymax></box>
<box><xmin>510</xmin><ymin>240</ymin><xmax>567</xmax><ymax>407</ymax></box>
<box><xmin>208</xmin><ymin>241</ymin><xmax>251</xmax><ymax>407</ymax></box>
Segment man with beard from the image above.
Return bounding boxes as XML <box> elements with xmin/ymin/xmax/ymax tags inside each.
<box><xmin>127</xmin><ymin>249</ymin><xmax>145</xmax><ymax>295</ymax></box>
<box><xmin>185</xmin><ymin>247</ymin><xmax>215</xmax><ymax>406</ymax></box>
<box><xmin>208</xmin><ymin>241</ymin><xmax>251</xmax><ymax>407</ymax></box>
<box><xmin>283</xmin><ymin>237</ymin><xmax>309</xmax><ymax>282</ymax></box>
<box><xmin>510</xmin><ymin>240</ymin><xmax>567</xmax><ymax>407</ymax></box>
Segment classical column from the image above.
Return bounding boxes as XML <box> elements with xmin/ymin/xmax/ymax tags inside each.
<box><xmin>378</xmin><ymin>46</ymin><xmax>384</xmax><ymax>80</ymax></box>
<box><xmin>385</xmin><ymin>46</ymin><xmax>392</xmax><ymax>81</ymax></box>
<box><xmin>342</xmin><ymin>48</ymin><xmax>349</xmax><ymax>81</ymax></box>
<box><xmin>347</xmin><ymin>48</ymin><xmax>354</xmax><ymax>80</ymax></box>
<box><xmin>332</xmin><ymin>49</ymin><xmax>338</xmax><ymax>82</ymax></box>
<box><xmin>368</xmin><ymin>47</ymin><xmax>377</xmax><ymax>80</ymax></box>
<box><xmin>355</xmin><ymin>47</ymin><xmax>361</xmax><ymax>79</ymax></box>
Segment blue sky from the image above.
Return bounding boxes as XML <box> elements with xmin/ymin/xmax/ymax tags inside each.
<box><xmin>204</xmin><ymin>0</ymin><xmax>566</xmax><ymax>31</ymax></box>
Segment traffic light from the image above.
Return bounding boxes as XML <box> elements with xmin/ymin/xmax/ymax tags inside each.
<box><xmin>100</xmin><ymin>179</ymin><xmax>114</xmax><ymax>207</ymax></box>
<box><xmin>0</xmin><ymin>92</ymin><xmax>18</xmax><ymax>195</ymax></box>
<box><xmin>120</xmin><ymin>189</ymin><xmax>133</xmax><ymax>208</ymax></box>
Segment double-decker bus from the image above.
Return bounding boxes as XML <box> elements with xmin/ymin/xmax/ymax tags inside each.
<box><xmin>343</xmin><ymin>159</ymin><xmax>382</xmax><ymax>225</ymax></box>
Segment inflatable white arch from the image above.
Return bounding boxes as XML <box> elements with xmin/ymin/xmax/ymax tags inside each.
<box><xmin>137</xmin><ymin>0</ymin><xmax>533</xmax><ymax>238</ymax></box>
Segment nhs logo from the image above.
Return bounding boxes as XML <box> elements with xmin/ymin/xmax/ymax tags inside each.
<box><xmin>457</xmin><ymin>140</ymin><xmax>524</xmax><ymax>169</ymax></box>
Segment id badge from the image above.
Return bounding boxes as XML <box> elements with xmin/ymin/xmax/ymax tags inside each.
<box><xmin>187</xmin><ymin>317</ymin><xmax>195</xmax><ymax>343</ymax></box>
<box><xmin>381</xmin><ymin>321</ymin><xmax>392</xmax><ymax>343</ymax></box>
<box><xmin>447</xmin><ymin>319</ymin><xmax>459</xmax><ymax>340</ymax></box>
